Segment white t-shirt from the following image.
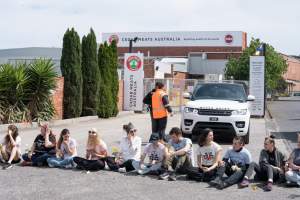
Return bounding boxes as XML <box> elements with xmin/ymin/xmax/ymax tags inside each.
<box><xmin>119</xmin><ymin>136</ymin><xmax>142</xmax><ymax>161</ymax></box>
<box><xmin>197</xmin><ymin>141</ymin><xmax>222</xmax><ymax>166</ymax></box>
<box><xmin>143</xmin><ymin>143</ymin><xmax>165</xmax><ymax>163</ymax></box>
<box><xmin>1</xmin><ymin>136</ymin><xmax>22</xmax><ymax>154</ymax></box>
<box><xmin>60</xmin><ymin>138</ymin><xmax>77</xmax><ymax>159</ymax></box>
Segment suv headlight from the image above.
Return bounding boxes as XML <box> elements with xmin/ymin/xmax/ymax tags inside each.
<box><xmin>231</xmin><ymin>109</ymin><xmax>247</xmax><ymax>115</ymax></box>
<box><xmin>184</xmin><ymin>107</ymin><xmax>198</xmax><ymax>114</ymax></box>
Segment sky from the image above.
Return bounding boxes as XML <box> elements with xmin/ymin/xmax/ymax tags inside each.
<box><xmin>0</xmin><ymin>0</ymin><xmax>299</xmax><ymax>55</ymax></box>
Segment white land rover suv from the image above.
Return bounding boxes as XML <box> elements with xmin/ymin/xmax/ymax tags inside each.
<box><xmin>181</xmin><ymin>82</ymin><xmax>255</xmax><ymax>144</ymax></box>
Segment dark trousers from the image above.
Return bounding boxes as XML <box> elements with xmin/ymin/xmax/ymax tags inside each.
<box><xmin>187</xmin><ymin>166</ymin><xmax>219</xmax><ymax>182</ymax></box>
<box><xmin>106</xmin><ymin>159</ymin><xmax>135</xmax><ymax>172</ymax></box>
<box><xmin>119</xmin><ymin>159</ymin><xmax>135</xmax><ymax>172</ymax></box>
<box><xmin>22</xmin><ymin>152</ymin><xmax>55</xmax><ymax>166</ymax></box>
<box><xmin>73</xmin><ymin>157</ymin><xmax>105</xmax><ymax>171</ymax></box>
<box><xmin>151</xmin><ymin>116</ymin><xmax>167</xmax><ymax>141</ymax></box>
<box><xmin>244</xmin><ymin>162</ymin><xmax>281</xmax><ymax>182</ymax></box>
<box><xmin>216</xmin><ymin>162</ymin><xmax>246</xmax><ymax>185</ymax></box>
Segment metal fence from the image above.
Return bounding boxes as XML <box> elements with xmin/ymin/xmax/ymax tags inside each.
<box><xmin>143</xmin><ymin>78</ymin><xmax>249</xmax><ymax>112</ymax></box>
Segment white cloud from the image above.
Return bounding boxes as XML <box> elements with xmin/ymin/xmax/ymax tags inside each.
<box><xmin>0</xmin><ymin>0</ymin><xmax>299</xmax><ymax>54</ymax></box>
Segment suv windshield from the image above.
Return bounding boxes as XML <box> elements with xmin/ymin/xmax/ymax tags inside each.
<box><xmin>192</xmin><ymin>83</ymin><xmax>247</xmax><ymax>101</ymax></box>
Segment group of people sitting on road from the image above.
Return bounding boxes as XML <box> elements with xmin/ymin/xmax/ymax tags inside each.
<box><xmin>1</xmin><ymin>123</ymin><xmax>300</xmax><ymax>191</ymax></box>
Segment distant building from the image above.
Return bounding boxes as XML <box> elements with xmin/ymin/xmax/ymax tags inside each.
<box><xmin>0</xmin><ymin>47</ymin><xmax>62</xmax><ymax>75</ymax></box>
<box><xmin>102</xmin><ymin>31</ymin><xmax>247</xmax><ymax>79</ymax></box>
<box><xmin>282</xmin><ymin>54</ymin><xmax>300</xmax><ymax>93</ymax></box>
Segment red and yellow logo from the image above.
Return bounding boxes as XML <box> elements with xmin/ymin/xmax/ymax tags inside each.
<box><xmin>126</xmin><ymin>56</ymin><xmax>142</xmax><ymax>71</ymax></box>
<box><xmin>108</xmin><ymin>34</ymin><xmax>119</xmax><ymax>44</ymax></box>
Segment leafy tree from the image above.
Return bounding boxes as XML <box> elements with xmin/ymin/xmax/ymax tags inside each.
<box><xmin>81</xmin><ymin>28</ymin><xmax>99</xmax><ymax>116</ymax></box>
<box><xmin>60</xmin><ymin>28</ymin><xmax>82</xmax><ymax>119</ymax></box>
<box><xmin>109</xmin><ymin>40</ymin><xmax>119</xmax><ymax>116</ymax></box>
<box><xmin>97</xmin><ymin>42</ymin><xmax>113</xmax><ymax>118</ymax></box>
<box><xmin>225</xmin><ymin>38</ymin><xmax>288</xmax><ymax>91</ymax></box>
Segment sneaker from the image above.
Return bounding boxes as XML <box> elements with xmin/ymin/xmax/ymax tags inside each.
<box><xmin>159</xmin><ymin>172</ymin><xmax>170</xmax><ymax>180</ymax></box>
<box><xmin>209</xmin><ymin>177</ymin><xmax>222</xmax><ymax>186</ymax></box>
<box><xmin>168</xmin><ymin>173</ymin><xmax>177</xmax><ymax>181</ymax></box>
<box><xmin>65</xmin><ymin>164</ymin><xmax>73</xmax><ymax>169</ymax></box>
<box><xmin>2</xmin><ymin>163</ymin><xmax>12</xmax><ymax>170</ymax></box>
<box><xmin>48</xmin><ymin>163</ymin><xmax>55</xmax><ymax>168</ymax></box>
<box><xmin>217</xmin><ymin>181</ymin><xmax>228</xmax><ymax>190</ymax></box>
<box><xmin>118</xmin><ymin>167</ymin><xmax>127</xmax><ymax>173</ymax></box>
<box><xmin>263</xmin><ymin>181</ymin><xmax>273</xmax><ymax>192</ymax></box>
<box><xmin>239</xmin><ymin>179</ymin><xmax>250</xmax><ymax>188</ymax></box>
<box><xmin>0</xmin><ymin>158</ymin><xmax>6</xmax><ymax>164</ymax></box>
<box><xmin>137</xmin><ymin>169</ymin><xmax>144</xmax><ymax>175</ymax></box>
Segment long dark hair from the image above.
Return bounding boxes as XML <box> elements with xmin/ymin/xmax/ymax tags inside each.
<box><xmin>198</xmin><ymin>128</ymin><xmax>213</xmax><ymax>147</ymax></box>
<box><xmin>4</xmin><ymin>125</ymin><xmax>19</xmax><ymax>145</ymax></box>
<box><xmin>57</xmin><ymin>129</ymin><xmax>70</xmax><ymax>149</ymax></box>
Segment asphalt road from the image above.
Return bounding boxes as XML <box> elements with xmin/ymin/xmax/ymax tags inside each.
<box><xmin>0</xmin><ymin>112</ymin><xmax>298</xmax><ymax>200</ymax></box>
<box><xmin>267</xmin><ymin>99</ymin><xmax>300</xmax><ymax>150</ymax></box>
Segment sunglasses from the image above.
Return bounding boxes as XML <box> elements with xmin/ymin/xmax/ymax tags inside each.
<box><xmin>89</xmin><ymin>131</ymin><xmax>97</xmax><ymax>134</ymax></box>
<box><xmin>129</xmin><ymin>129</ymin><xmax>137</xmax><ymax>133</ymax></box>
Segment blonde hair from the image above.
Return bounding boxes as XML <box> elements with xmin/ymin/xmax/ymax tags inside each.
<box><xmin>87</xmin><ymin>129</ymin><xmax>101</xmax><ymax>147</ymax></box>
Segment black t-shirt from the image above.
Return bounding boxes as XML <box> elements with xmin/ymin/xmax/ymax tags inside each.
<box><xmin>33</xmin><ymin>134</ymin><xmax>56</xmax><ymax>155</ymax></box>
<box><xmin>267</xmin><ymin>150</ymin><xmax>276</xmax><ymax>166</ymax></box>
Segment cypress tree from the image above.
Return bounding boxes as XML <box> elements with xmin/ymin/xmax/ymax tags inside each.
<box><xmin>60</xmin><ymin>28</ymin><xmax>82</xmax><ymax>119</ymax></box>
<box><xmin>109</xmin><ymin>40</ymin><xmax>119</xmax><ymax>116</ymax></box>
<box><xmin>98</xmin><ymin>42</ymin><xmax>113</xmax><ymax>118</ymax></box>
<box><xmin>81</xmin><ymin>28</ymin><xmax>99</xmax><ymax>116</ymax></box>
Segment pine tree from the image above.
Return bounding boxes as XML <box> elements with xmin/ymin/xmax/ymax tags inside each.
<box><xmin>60</xmin><ymin>28</ymin><xmax>82</xmax><ymax>119</ymax></box>
<box><xmin>98</xmin><ymin>42</ymin><xmax>113</xmax><ymax>118</ymax></box>
<box><xmin>81</xmin><ymin>28</ymin><xmax>99</xmax><ymax>116</ymax></box>
<box><xmin>109</xmin><ymin>40</ymin><xmax>119</xmax><ymax>116</ymax></box>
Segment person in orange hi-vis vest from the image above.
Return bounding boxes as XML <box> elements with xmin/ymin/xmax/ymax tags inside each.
<box><xmin>146</xmin><ymin>82</ymin><xmax>172</xmax><ymax>142</ymax></box>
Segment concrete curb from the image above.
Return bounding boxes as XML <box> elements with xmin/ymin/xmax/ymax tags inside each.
<box><xmin>0</xmin><ymin>116</ymin><xmax>99</xmax><ymax>132</ymax></box>
<box><xmin>0</xmin><ymin>111</ymin><xmax>137</xmax><ymax>132</ymax></box>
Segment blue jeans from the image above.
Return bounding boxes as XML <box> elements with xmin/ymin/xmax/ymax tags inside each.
<box><xmin>47</xmin><ymin>157</ymin><xmax>75</xmax><ymax>168</ymax></box>
<box><xmin>22</xmin><ymin>153</ymin><xmax>55</xmax><ymax>166</ymax></box>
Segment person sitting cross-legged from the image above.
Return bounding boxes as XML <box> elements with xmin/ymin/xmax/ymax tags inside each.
<box><xmin>132</xmin><ymin>133</ymin><xmax>167</xmax><ymax>175</ymax></box>
<box><xmin>159</xmin><ymin>127</ymin><xmax>193</xmax><ymax>181</ymax></box>
<box><xmin>186</xmin><ymin>128</ymin><xmax>222</xmax><ymax>182</ymax></box>
<box><xmin>285</xmin><ymin>133</ymin><xmax>300</xmax><ymax>187</ymax></box>
<box><xmin>47</xmin><ymin>129</ymin><xmax>77</xmax><ymax>168</ymax></box>
<box><xmin>240</xmin><ymin>136</ymin><xmax>287</xmax><ymax>191</ymax></box>
<box><xmin>209</xmin><ymin>136</ymin><xmax>252</xmax><ymax>190</ymax></box>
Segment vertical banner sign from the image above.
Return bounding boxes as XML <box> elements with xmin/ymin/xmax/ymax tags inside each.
<box><xmin>124</xmin><ymin>53</ymin><xmax>144</xmax><ymax>111</ymax></box>
<box><xmin>249</xmin><ymin>56</ymin><xmax>265</xmax><ymax>116</ymax></box>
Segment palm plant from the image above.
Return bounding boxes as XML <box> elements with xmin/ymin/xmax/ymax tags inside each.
<box><xmin>0</xmin><ymin>59</ymin><xmax>58</xmax><ymax>124</ymax></box>
<box><xmin>25</xmin><ymin>59</ymin><xmax>58</xmax><ymax>122</ymax></box>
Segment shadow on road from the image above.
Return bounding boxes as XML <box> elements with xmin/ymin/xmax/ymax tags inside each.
<box><xmin>271</xmin><ymin>131</ymin><xmax>298</xmax><ymax>146</ymax></box>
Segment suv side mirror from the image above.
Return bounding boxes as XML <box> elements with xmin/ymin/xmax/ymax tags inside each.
<box><xmin>183</xmin><ymin>92</ymin><xmax>191</xmax><ymax>99</ymax></box>
<box><xmin>247</xmin><ymin>95</ymin><xmax>255</xmax><ymax>101</ymax></box>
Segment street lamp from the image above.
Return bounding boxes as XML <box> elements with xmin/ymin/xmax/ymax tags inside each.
<box><xmin>129</xmin><ymin>37</ymin><xmax>138</xmax><ymax>53</ymax></box>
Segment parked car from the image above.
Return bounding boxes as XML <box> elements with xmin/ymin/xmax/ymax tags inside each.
<box><xmin>181</xmin><ymin>82</ymin><xmax>255</xmax><ymax>144</ymax></box>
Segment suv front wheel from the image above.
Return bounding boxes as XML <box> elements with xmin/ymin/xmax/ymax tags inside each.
<box><xmin>243</xmin><ymin>128</ymin><xmax>250</xmax><ymax>144</ymax></box>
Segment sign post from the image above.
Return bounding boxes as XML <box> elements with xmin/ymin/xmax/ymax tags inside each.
<box><xmin>123</xmin><ymin>53</ymin><xmax>144</xmax><ymax>111</ymax></box>
<box><xmin>249</xmin><ymin>56</ymin><xmax>265</xmax><ymax>117</ymax></box>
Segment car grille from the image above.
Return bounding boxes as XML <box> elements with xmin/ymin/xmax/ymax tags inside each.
<box><xmin>197</xmin><ymin>109</ymin><xmax>232</xmax><ymax>116</ymax></box>
<box><xmin>192</xmin><ymin>122</ymin><xmax>235</xmax><ymax>135</ymax></box>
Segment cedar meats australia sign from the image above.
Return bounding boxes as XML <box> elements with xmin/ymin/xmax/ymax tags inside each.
<box><xmin>102</xmin><ymin>31</ymin><xmax>243</xmax><ymax>47</ymax></box>
<box><xmin>124</xmin><ymin>53</ymin><xmax>144</xmax><ymax>111</ymax></box>
<box><xmin>126</xmin><ymin>56</ymin><xmax>142</xmax><ymax>71</ymax></box>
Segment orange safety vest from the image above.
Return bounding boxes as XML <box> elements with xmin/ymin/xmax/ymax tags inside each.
<box><xmin>151</xmin><ymin>89</ymin><xmax>168</xmax><ymax>119</ymax></box>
